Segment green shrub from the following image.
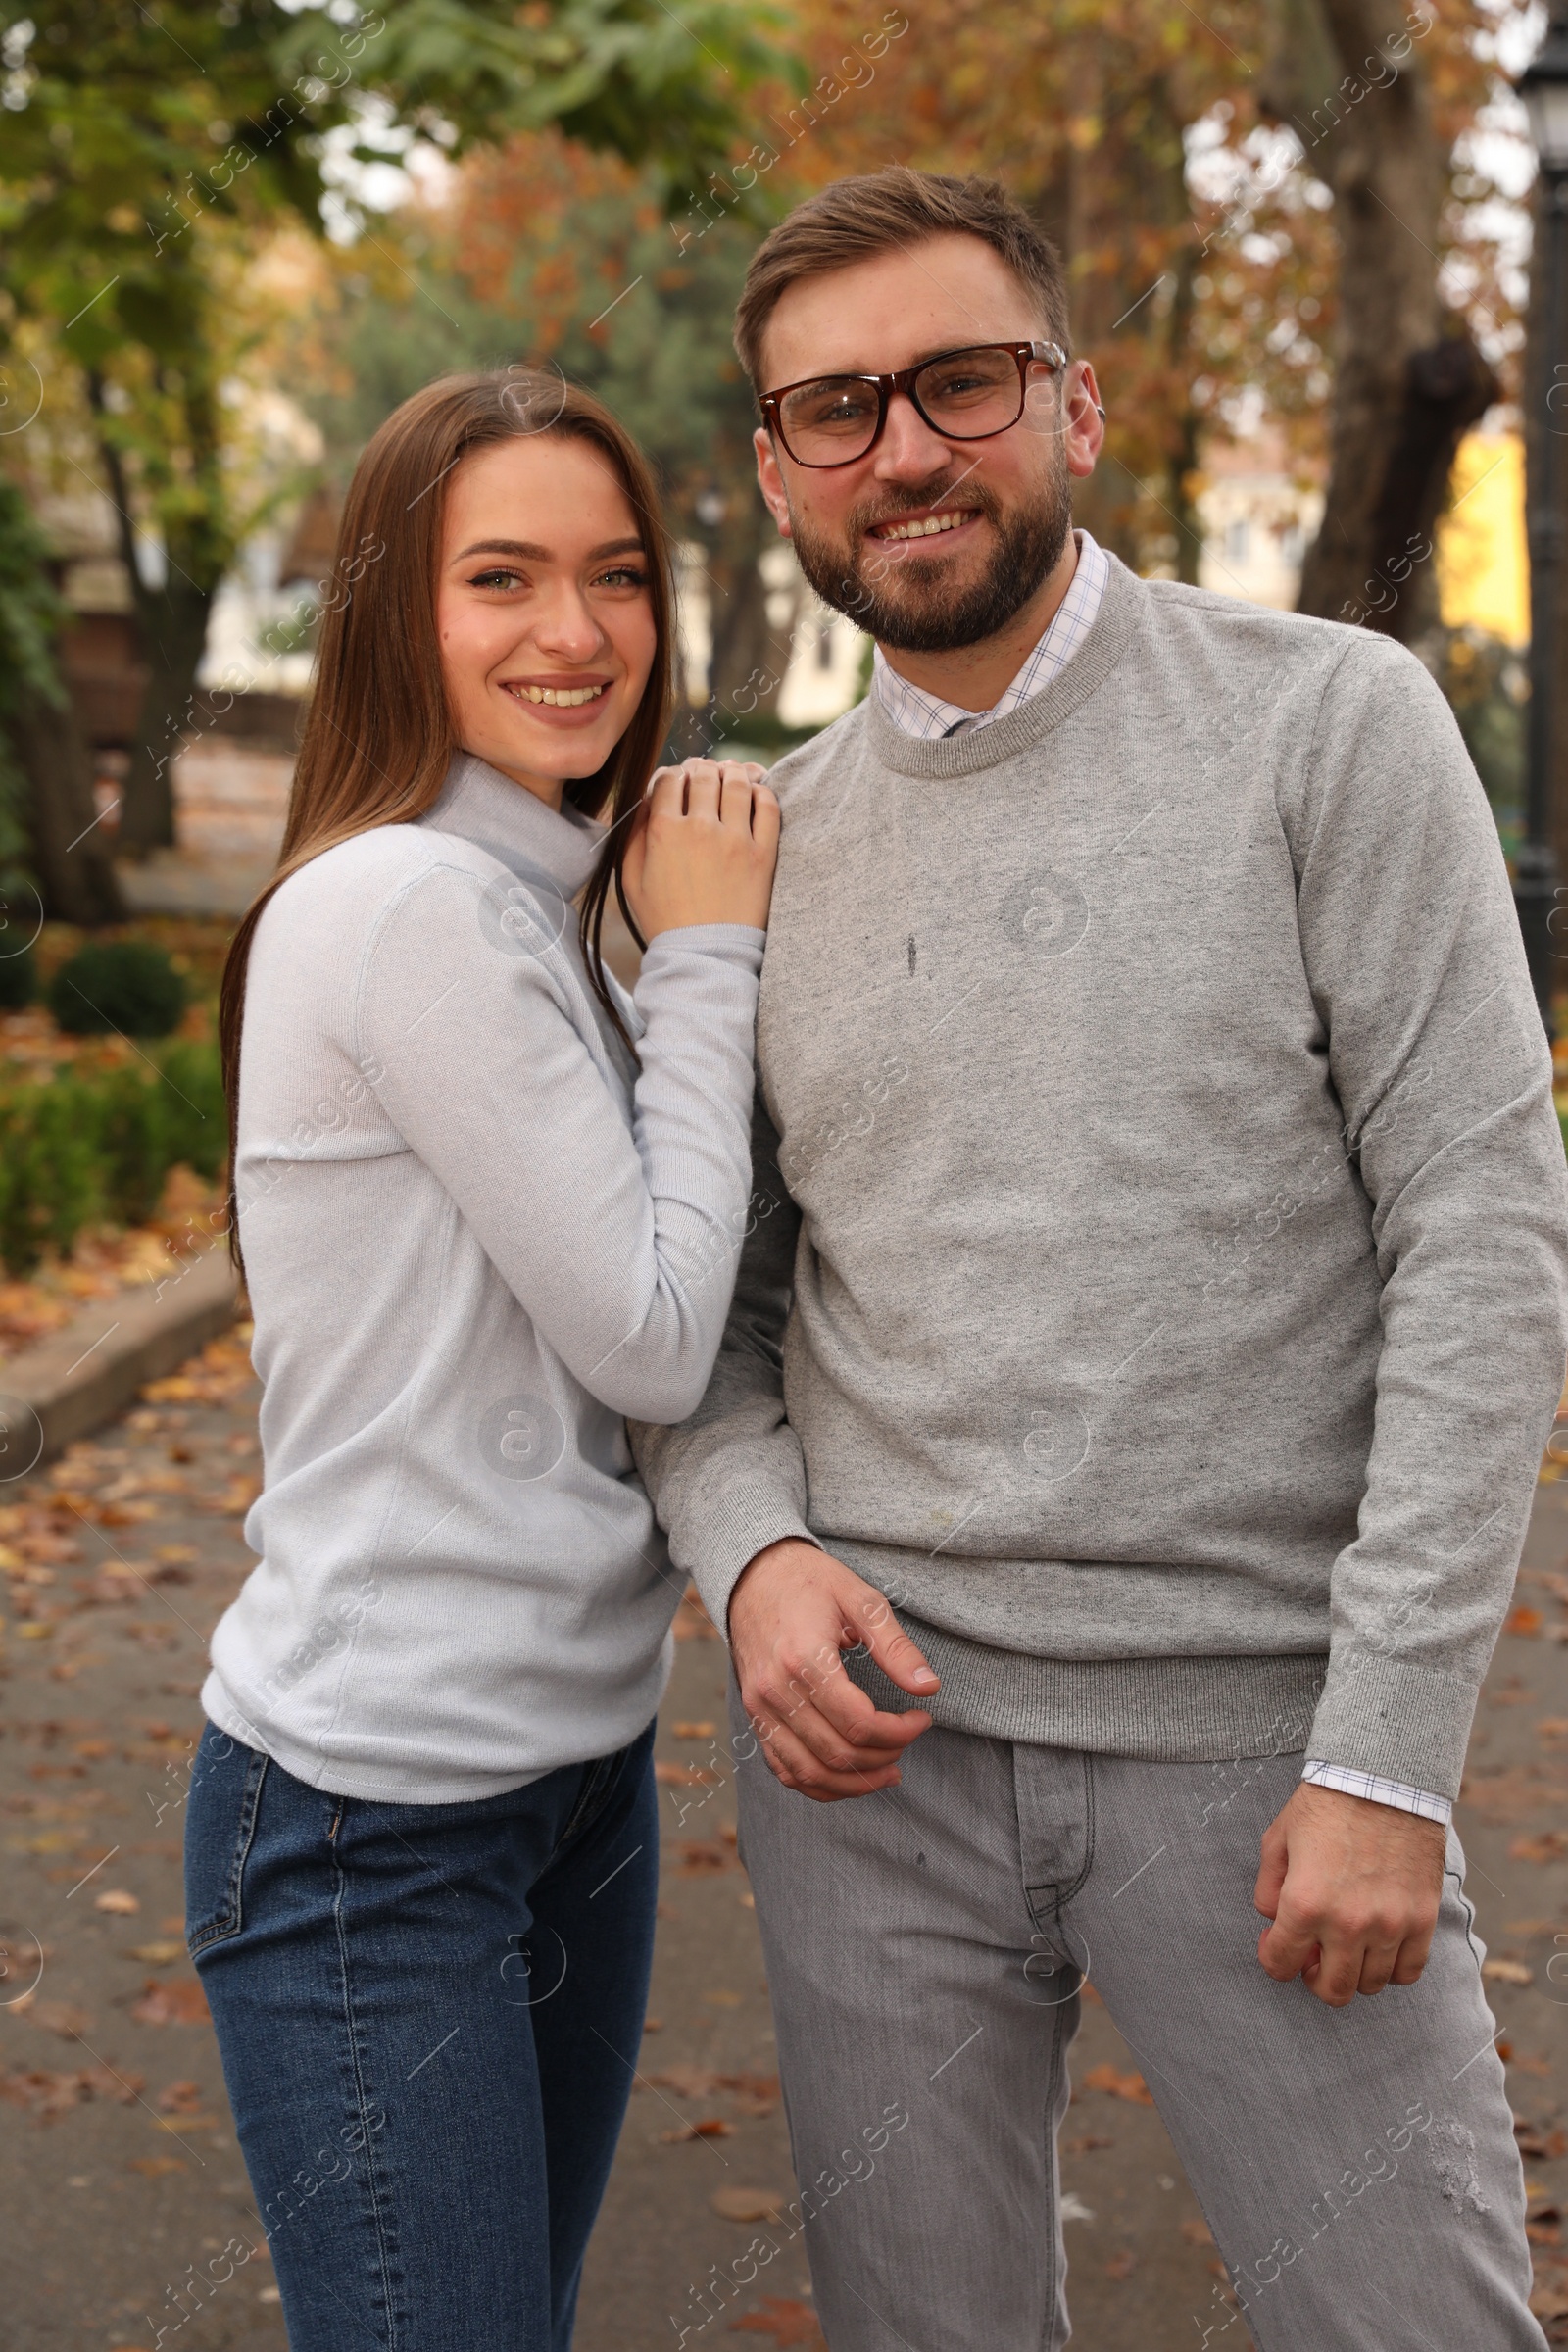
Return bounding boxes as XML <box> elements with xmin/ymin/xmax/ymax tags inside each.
<box><xmin>0</xmin><ymin>943</ymin><xmax>37</xmax><ymax>1010</ymax></box>
<box><xmin>0</xmin><ymin>1042</ymin><xmax>226</xmax><ymax>1275</ymax></box>
<box><xmin>49</xmin><ymin>940</ymin><xmax>187</xmax><ymax>1038</ymax></box>
<box><xmin>159</xmin><ymin>1040</ymin><xmax>229</xmax><ymax>1180</ymax></box>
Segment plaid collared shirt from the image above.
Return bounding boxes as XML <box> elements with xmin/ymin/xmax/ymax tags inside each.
<box><xmin>872</xmin><ymin>528</ymin><xmax>1110</xmax><ymax>740</ymax></box>
<box><xmin>868</xmin><ymin>523</ymin><xmax>1452</xmax><ymax>1829</ymax></box>
<box><xmin>1300</xmin><ymin>1761</ymin><xmax>1451</xmax><ymax>1824</ymax></box>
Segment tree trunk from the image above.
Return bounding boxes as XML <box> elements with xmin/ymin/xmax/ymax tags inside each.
<box><xmin>1166</xmin><ymin>251</ymin><xmax>1203</xmax><ymax>587</ymax></box>
<box><xmin>88</xmin><ymin>392</ymin><xmax>220</xmax><ymax>858</ymax></box>
<box><xmin>116</xmin><ymin>573</ymin><xmax>217</xmax><ymax>855</ymax></box>
<box><xmin>1525</xmin><ymin>122</ymin><xmax>1568</xmax><ymax>895</ymax></box>
<box><xmin>1026</xmin><ymin>64</ymin><xmax>1201</xmax><ymax>575</ymax></box>
<box><xmin>8</xmin><ymin>690</ymin><xmax>126</xmax><ymax>925</ymax></box>
<box><xmin>699</xmin><ymin>494</ymin><xmax>795</xmax><ymax>747</ymax></box>
<box><xmin>1264</xmin><ymin>0</ymin><xmax>1482</xmax><ymax>637</ymax></box>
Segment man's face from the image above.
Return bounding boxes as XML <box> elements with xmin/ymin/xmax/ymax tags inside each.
<box><xmin>752</xmin><ymin>233</ymin><xmax>1103</xmax><ymax>654</ymax></box>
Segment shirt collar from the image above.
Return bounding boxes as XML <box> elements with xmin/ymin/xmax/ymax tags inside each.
<box><xmin>872</xmin><ymin>528</ymin><xmax>1109</xmax><ymax>742</ymax></box>
<box><xmin>421</xmin><ymin>751</ymin><xmax>604</xmax><ymax>898</ymax></box>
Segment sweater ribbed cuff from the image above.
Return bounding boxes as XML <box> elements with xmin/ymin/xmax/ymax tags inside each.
<box><xmin>688</xmin><ymin>1499</ymin><xmax>820</xmax><ymax>1640</ymax></box>
<box><xmin>1306</xmin><ymin>1652</ymin><xmax>1481</xmax><ymax>1803</ymax></box>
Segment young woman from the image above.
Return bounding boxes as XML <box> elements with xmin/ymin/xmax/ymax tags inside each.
<box><xmin>185</xmin><ymin>369</ymin><xmax>777</xmax><ymax>2351</ymax></box>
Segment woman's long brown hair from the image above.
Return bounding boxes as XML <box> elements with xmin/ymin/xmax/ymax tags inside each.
<box><xmin>217</xmin><ymin>368</ymin><xmax>674</xmax><ymax>1272</ymax></box>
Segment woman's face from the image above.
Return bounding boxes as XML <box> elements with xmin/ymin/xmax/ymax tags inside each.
<box><xmin>436</xmin><ymin>433</ymin><xmax>659</xmax><ymax>808</ymax></box>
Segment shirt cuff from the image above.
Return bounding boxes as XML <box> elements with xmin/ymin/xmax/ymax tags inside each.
<box><xmin>1301</xmin><ymin>1759</ymin><xmax>1452</xmax><ymax>1825</ymax></box>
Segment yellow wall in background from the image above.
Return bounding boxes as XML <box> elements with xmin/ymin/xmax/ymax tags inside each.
<box><xmin>1438</xmin><ymin>433</ymin><xmax>1529</xmax><ymax>648</ymax></box>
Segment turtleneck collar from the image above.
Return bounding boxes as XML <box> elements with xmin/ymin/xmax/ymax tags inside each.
<box><xmin>420</xmin><ymin>751</ymin><xmax>604</xmax><ymax>898</ymax></box>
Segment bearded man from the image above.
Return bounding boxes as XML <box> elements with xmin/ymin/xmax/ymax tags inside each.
<box><xmin>633</xmin><ymin>166</ymin><xmax>1568</xmax><ymax>2351</ymax></box>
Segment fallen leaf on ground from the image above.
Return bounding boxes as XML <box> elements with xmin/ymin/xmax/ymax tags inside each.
<box><xmin>673</xmin><ymin>1841</ymin><xmax>735</xmax><ymax>1876</ymax></box>
<box><xmin>1530</xmin><ymin>2286</ymin><xmax>1568</xmax><ymax>2322</ymax></box>
<box><xmin>156</xmin><ymin>2079</ymin><xmax>205</xmax><ymax>2113</ymax></box>
<box><xmin>130</xmin><ymin>1976</ymin><xmax>210</xmax><ymax>2026</ymax></box>
<box><xmin>1180</xmin><ymin>2218</ymin><xmax>1215</xmax><ymax>2245</ymax></box>
<box><xmin>672</xmin><ymin>1720</ymin><xmax>716</xmax><ymax>1739</ymax></box>
<box><xmin>1079</xmin><ymin>2064</ymin><xmax>1154</xmax><ymax>2106</ymax></box>
<box><xmin>644</xmin><ymin>2067</ymin><xmax>778</xmax><ymax>2114</ymax></box>
<box><xmin>729</xmin><ymin>2296</ymin><xmax>826</xmax><ymax>2345</ymax></box>
<box><xmin>1506</xmin><ymin>1607</ymin><xmax>1544</xmax><ymax>1637</ymax></box>
<box><xmin>661</xmin><ymin>2117</ymin><xmax>733</xmax><ymax>2141</ymax></box>
<box><xmin>21</xmin><ymin>2001</ymin><xmax>93</xmax><ymax>2040</ymax></box>
<box><xmin>710</xmin><ymin>2187</ymin><xmax>790</xmax><ymax>2224</ymax></box>
<box><xmin>1104</xmin><ymin>2250</ymin><xmax>1137</xmax><ymax>2278</ymax></box>
<box><xmin>1517</xmin><ymin>2124</ymin><xmax>1568</xmax><ymax>2160</ymax></box>
<box><xmin>126</xmin><ymin>1941</ymin><xmax>184</xmax><ymax>1965</ymax></box>
<box><xmin>1462</xmin><ymin>1766</ymin><xmax>1568</xmax><ymax>1825</ymax></box>
<box><xmin>1066</xmin><ymin>2134</ymin><xmax>1113</xmax><ymax>2153</ymax></box>
<box><xmin>94</xmin><ymin>1888</ymin><xmax>140</xmax><ymax>1914</ymax></box>
<box><xmin>1485</xmin><ymin>1958</ymin><xmax>1534</xmax><ymax>1985</ymax></box>
<box><xmin>1511</xmin><ymin>1833</ymin><xmax>1568</xmax><ymax>1863</ymax></box>
<box><xmin>211</xmin><ymin>1474</ymin><xmax>263</xmax><ymax>1517</ymax></box>
<box><xmin>0</xmin><ymin>2063</ymin><xmax>143</xmax><ymax>2118</ymax></box>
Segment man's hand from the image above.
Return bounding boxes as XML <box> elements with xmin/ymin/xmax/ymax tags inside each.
<box><xmin>1254</xmin><ymin>1780</ymin><xmax>1446</xmax><ymax>2006</ymax></box>
<box><xmin>729</xmin><ymin>1540</ymin><xmax>940</xmax><ymax>1802</ymax></box>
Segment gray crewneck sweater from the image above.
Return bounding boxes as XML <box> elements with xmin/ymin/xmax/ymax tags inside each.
<box><xmin>204</xmin><ymin>755</ymin><xmax>763</xmax><ymax>1802</ymax></box>
<box><xmin>632</xmin><ymin>557</ymin><xmax>1568</xmax><ymax>1798</ymax></box>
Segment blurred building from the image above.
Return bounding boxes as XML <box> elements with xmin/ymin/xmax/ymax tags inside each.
<box><xmin>1197</xmin><ymin>431</ymin><xmax>1322</xmax><ymax>609</ymax></box>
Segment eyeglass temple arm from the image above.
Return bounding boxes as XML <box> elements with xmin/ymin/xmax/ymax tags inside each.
<box><xmin>1032</xmin><ymin>342</ymin><xmax>1107</xmax><ymax>421</ymax></box>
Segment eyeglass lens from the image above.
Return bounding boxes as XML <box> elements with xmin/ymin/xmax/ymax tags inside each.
<box><xmin>777</xmin><ymin>346</ymin><xmax>1029</xmax><ymax>465</ymax></box>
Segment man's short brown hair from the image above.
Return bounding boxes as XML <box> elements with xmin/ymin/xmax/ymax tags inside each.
<box><xmin>733</xmin><ymin>166</ymin><xmax>1070</xmax><ymax>393</ymax></box>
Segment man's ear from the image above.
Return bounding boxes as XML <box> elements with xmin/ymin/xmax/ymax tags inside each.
<box><xmin>1063</xmin><ymin>360</ymin><xmax>1105</xmax><ymax>482</ymax></box>
<box><xmin>754</xmin><ymin>426</ymin><xmax>793</xmax><ymax>538</ymax></box>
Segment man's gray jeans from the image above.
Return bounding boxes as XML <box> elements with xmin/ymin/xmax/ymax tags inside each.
<box><xmin>729</xmin><ymin>1691</ymin><xmax>1544</xmax><ymax>2350</ymax></box>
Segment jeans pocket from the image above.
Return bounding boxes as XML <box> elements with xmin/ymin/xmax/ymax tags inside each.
<box><xmin>185</xmin><ymin>1723</ymin><xmax>269</xmax><ymax>1957</ymax></box>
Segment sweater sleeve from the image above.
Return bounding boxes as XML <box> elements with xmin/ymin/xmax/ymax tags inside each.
<box><xmin>1285</xmin><ymin>632</ymin><xmax>1568</xmax><ymax>1797</ymax></box>
<box><xmin>630</xmin><ymin>1089</ymin><xmax>818</xmax><ymax>1632</ymax></box>
<box><xmin>358</xmin><ymin>863</ymin><xmax>763</xmax><ymax>1424</ymax></box>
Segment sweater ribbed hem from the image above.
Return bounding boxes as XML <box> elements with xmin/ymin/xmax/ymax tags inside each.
<box><xmin>846</xmin><ymin>1613</ymin><xmax>1326</xmax><ymax>1763</ymax></box>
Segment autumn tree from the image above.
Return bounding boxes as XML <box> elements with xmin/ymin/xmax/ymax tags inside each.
<box><xmin>0</xmin><ymin>0</ymin><xmax>789</xmax><ymax>859</ymax></box>
<box><xmin>1259</xmin><ymin>0</ymin><xmax>1499</xmax><ymax>635</ymax></box>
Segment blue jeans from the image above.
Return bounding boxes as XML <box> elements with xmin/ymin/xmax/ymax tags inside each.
<box><xmin>184</xmin><ymin>1718</ymin><xmax>658</xmax><ymax>2351</ymax></box>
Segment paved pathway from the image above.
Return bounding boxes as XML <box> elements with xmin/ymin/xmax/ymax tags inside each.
<box><xmin>3</xmin><ymin>1337</ymin><xmax>1566</xmax><ymax>2349</ymax></box>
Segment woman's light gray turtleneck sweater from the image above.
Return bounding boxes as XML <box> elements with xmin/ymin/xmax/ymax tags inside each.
<box><xmin>202</xmin><ymin>755</ymin><xmax>763</xmax><ymax>1802</ymax></box>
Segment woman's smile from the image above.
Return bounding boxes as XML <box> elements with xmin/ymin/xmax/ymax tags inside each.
<box><xmin>499</xmin><ymin>672</ymin><xmax>616</xmax><ymax>723</ymax></box>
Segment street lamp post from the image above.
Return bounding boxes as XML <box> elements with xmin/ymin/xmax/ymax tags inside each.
<box><xmin>1519</xmin><ymin>7</ymin><xmax>1568</xmax><ymax>1024</ymax></box>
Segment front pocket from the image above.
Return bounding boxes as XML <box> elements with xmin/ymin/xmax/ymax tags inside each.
<box><xmin>185</xmin><ymin>1726</ymin><xmax>270</xmax><ymax>1957</ymax></box>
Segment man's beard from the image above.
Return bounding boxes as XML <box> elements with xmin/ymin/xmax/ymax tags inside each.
<box><xmin>788</xmin><ymin>459</ymin><xmax>1074</xmax><ymax>655</ymax></box>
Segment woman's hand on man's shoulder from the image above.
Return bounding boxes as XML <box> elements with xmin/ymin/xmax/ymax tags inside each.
<box><xmin>621</xmin><ymin>760</ymin><xmax>779</xmax><ymax>941</ymax></box>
